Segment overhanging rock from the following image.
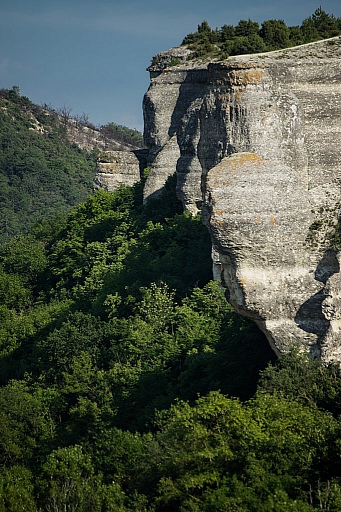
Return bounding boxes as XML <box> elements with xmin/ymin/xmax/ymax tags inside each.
<box><xmin>143</xmin><ymin>37</ymin><xmax>341</xmax><ymax>360</ymax></box>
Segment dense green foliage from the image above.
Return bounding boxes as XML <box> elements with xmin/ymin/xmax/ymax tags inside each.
<box><xmin>0</xmin><ymin>87</ymin><xmax>99</xmax><ymax>245</ymax></box>
<box><xmin>1</xmin><ymin>170</ymin><xmax>341</xmax><ymax>510</ymax></box>
<box><xmin>2</xmin><ymin>16</ymin><xmax>341</xmax><ymax>506</ymax></box>
<box><xmin>181</xmin><ymin>8</ymin><xmax>341</xmax><ymax>59</ymax></box>
<box><xmin>0</xmin><ymin>87</ymin><xmax>145</xmax><ymax>247</ymax></box>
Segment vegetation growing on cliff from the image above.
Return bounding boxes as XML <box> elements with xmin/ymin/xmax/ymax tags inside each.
<box><xmin>182</xmin><ymin>7</ymin><xmax>341</xmax><ymax>59</ymax></box>
<box><xmin>99</xmin><ymin>122</ymin><xmax>144</xmax><ymax>148</ymax></box>
<box><xmin>1</xmin><ymin>171</ymin><xmax>341</xmax><ymax>509</ymax></box>
<box><xmin>2</xmin><ymin>30</ymin><xmax>341</xmax><ymax>507</ymax></box>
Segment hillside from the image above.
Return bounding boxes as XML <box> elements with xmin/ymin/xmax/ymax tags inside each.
<box><xmin>1</xmin><ymin>9</ymin><xmax>341</xmax><ymax>510</ymax></box>
<box><xmin>1</xmin><ymin>173</ymin><xmax>341</xmax><ymax>509</ymax></box>
<box><xmin>0</xmin><ymin>87</ymin><xmax>144</xmax><ymax>246</ymax></box>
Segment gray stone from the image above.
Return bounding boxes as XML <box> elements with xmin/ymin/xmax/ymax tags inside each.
<box><xmin>143</xmin><ymin>37</ymin><xmax>341</xmax><ymax>360</ymax></box>
<box><xmin>94</xmin><ymin>150</ymin><xmax>142</xmax><ymax>191</ymax></box>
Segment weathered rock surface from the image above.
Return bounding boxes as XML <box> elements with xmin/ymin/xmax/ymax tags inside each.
<box><xmin>143</xmin><ymin>37</ymin><xmax>341</xmax><ymax>360</ymax></box>
<box><xmin>65</xmin><ymin>120</ymin><xmax>138</xmax><ymax>153</ymax></box>
<box><xmin>143</xmin><ymin>48</ymin><xmax>209</xmax><ymax>211</ymax></box>
<box><xmin>94</xmin><ymin>150</ymin><xmax>147</xmax><ymax>191</ymax></box>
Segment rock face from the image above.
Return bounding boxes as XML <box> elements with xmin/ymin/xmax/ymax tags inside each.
<box><xmin>143</xmin><ymin>53</ymin><xmax>208</xmax><ymax>211</ymax></box>
<box><xmin>143</xmin><ymin>37</ymin><xmax>341</xmax><ymax>360</ymax></box>
<box><xmin>94</xmin><ymin>149</ymin><xmax>147</xmax><ymax>192</ymax></box>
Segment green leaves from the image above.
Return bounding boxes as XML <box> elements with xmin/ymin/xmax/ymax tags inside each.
<box><xmin>0</xmin><ymin>466</ymin><xmax>37</xmax><ymax>512</ymax></box>
<box><xmin>0</xmin><ymin>380</ymin><xmax>56</xmax><ymax>467</ymax></box>
<box><xmin>0</xmin><ymin>236</ymin><xmax>47</xmax><ymax>282</ymax></box>
<box><xmin>182</xmin><ymin>9</ymin><xmax>341</xmax><ymax>60</ymax></box>
<box><xmin>259</xmin><ymin>19</ymin><xmax>291</xmax><ymax>50</ymax></box>
<box><xmin>0</xmin><ymin>270</ymin><xmax>32</xmax><ymax>312</ymax></box>
<box><xmin>3</xmin><ymin>144</ymin><xmax>341</xmax><ymax>510</ymax></box>
<box><xmin>99</xmin><ymin>122</ymin><xmax>144</xmax><ymax>147</ymax></box>
<box><xmin>40</xmin><ymin>445</ymin><xmax>105</xmax><ymax>512</ymax></box>
<box><xmin>0</xmin><ymin>90</ymin><xmax>97</xmax><ymax>245</ymax></box>
<box><xmin>258</xmin><ymin>349</ymin><xmax>341</xmax><ymax>415</ymax></box>
<box><xmin>148</xmin><ymin>391</ymin><xmax>340</xmax><ymax>511</ymax></box>
<box><xmin>138</xmin><ymin>282</ymin><xmax>175</xmax><ymax>333</ymax></box>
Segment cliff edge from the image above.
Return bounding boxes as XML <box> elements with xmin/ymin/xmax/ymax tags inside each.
<box><xmin>143</xmin><ymin>37</ymin><xmax>341</xmax><ymax>360</ymax></box>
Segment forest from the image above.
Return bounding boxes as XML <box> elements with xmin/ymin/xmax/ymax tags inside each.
<box><xmin>0</xmin><ymin>87</ymin><xmax>143</xmax><ymax>246</ymax></box>
<box><xmin>1</xmin><ymin>171</ymin><xmax>341</xmax><ymax>510</ymax></box>
<box><xmin>1</xmin><ymin>21</ymin><xmax>341</xmax><ymax>509</ymax></box>
<box><xmin>181</xmin><ymin>8</ymin><xmax>341</xmax><ymax>59</ymax></box>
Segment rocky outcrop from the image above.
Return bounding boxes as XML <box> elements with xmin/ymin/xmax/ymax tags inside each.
<box><xmin>94</xmin><ymin>149</ymin><xmax>147</xmax><ymax>191</ymax></box>
<box><xmin>143</xmin><ymin>50</ymin><xmax>208</xmax><ymax>210</ymax></box>
<box><xmin>143</xmin><ymin>37</ymin><xmax>341</xmax><ymax>360</ymax></box>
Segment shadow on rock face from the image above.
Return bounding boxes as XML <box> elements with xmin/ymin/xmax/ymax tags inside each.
<box><xmin>295</xmin><ymin>249</ymin><xmax>340</xmax><ymax>356</ymax></box>
<box><xmin>315</xmin><ymin>249</ymin><xmax>340</xmax><ymax>284</ymax></box>
<box><xmin>295</xmin><ymin>290</ymin><xmax>330</xmax><ymax>335</ymax></box>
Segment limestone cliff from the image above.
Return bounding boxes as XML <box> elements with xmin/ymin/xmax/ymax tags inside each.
<box><xmin>94</xmin><ymin>149</ymin><xmax>147</xmax><ymax>191</ymax></box>
<box><xmin>143</xmin><ymin>37</ymin><xmax>341</xmax><ymax>360</ymax></box>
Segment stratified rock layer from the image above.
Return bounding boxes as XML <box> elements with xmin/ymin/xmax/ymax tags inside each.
<box><xmin>143</xmin><ymin>37</ymin><xmax>341</xmax><ymax>360</ymax></box>
<box><xmin>94</xmin><ymin>150</ymin><xmax>147</xmax><ymax>191</ymax></box>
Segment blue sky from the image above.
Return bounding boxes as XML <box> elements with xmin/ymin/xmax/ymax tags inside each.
<box><xmin>1</xmin><ymin>1</ymin><xmax>340</xmax><ymax>131</ymax></box>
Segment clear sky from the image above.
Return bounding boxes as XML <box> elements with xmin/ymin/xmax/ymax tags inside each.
<box><xmin>1</xmin><ymin>0</ymin><xmax>340</xmax><ymax>131</ymax></box>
